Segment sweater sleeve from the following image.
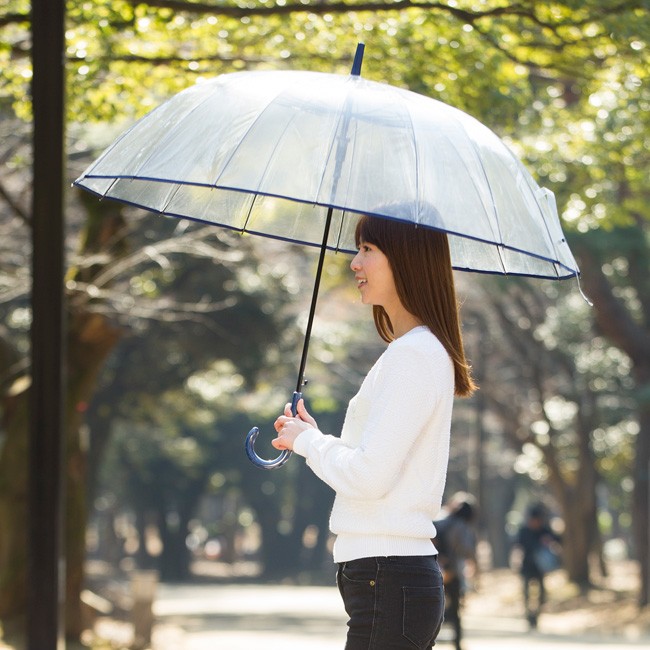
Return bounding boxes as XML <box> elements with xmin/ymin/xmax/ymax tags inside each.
<box><xmin>293</xmin><ymin>340</ymin><xmax>451</xmax><ymax>500</ymax></box>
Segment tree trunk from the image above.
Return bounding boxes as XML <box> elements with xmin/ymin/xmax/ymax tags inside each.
<box><xmin>483</xmin><ymin>474</ymin><xmax>516</xmax><ymax>569</ymax></box>
<box><xmin>0</xmin><ymin>385</ymin><xmax>29</xmax><ymax>638</ymax></box>
<box><xmin>543</xmin><ymin>408</ymin><xmax>598</xmax><ymax>589</ymax></box>
<box><xmin>576</xmin><ymin>241</ymin><xmax>650</xmax><ymax>606</ymax></box>
<box><xmin>632</xmin><ymin>367</ymin><xmax>650</xmax><ymax>606</ymax></box>
<box><xmin>157</xmin><ymin>507</ymin><xmax>192</xmax><ymax>582</ymax></box>
<box><xmin>64</xmin><ymin>311</ymin><xmax>122</xmax><ymax>637</ymax></box>
<box><xmin>256</xmin><ymin>503</ymin><xmax>294</xmax><ymax>579</ymax></box>
<box><xmin>0</xmin><ymin>309</ymin><xmax>121</xmax><ymax>640</ymax></box>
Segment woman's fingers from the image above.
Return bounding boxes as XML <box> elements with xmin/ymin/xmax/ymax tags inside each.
<box><xmin>271</xmin><ymin>437</ymin><xmax>289</xmax><ymax>450</ymax></box>
<box><xmin>274</xmin><ymin>415</ymin><xmax>289</xmax><ymax>432</ymax></box>
<box><xmin>297</xmin><ymin>399</ymin><xmax>317</xmax><ymax>427</ymax></box>
<box><xmin>275</xmin><ymin>399</ymin><xmax>316</xmax><ymax>438</ymax></box>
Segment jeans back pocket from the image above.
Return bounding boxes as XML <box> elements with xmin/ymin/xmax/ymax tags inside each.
<box><xmin>402</xmin><ymin>584</ymin><xmax>444</xmax><ymax>648</ymax></box>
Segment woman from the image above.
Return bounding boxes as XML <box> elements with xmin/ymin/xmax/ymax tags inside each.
<box><xmin>273</xmin><ymin>214</ymin><xmax>475</xmax><ymax>649</ymax></box>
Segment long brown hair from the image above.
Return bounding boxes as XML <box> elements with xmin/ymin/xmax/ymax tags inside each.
<box><xmin>355</xmin><ymin>214</ymin><xmax>476</xmax><ymax>397</ymax></box>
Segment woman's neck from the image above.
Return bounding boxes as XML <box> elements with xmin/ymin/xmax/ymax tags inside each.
<box><xmin>387</xmin><ymin>307</ymin><xmax>424</xmax><ymax>339</ymax></box>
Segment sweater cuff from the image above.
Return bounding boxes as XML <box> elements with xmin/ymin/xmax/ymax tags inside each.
<box><xmin>293</xmin><ymin>427</ymin><xmax>321</xmax><ymax>458</ymax></box>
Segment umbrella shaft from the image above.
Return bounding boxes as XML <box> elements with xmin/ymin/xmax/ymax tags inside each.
<box><xmin>296</xmin><ymin>206</ymin><xmax>334</xmax><ymax>393</ymax></box>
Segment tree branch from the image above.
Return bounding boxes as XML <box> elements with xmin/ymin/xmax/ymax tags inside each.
<box><xmin>129</xmin><ymin>0</ymin><xmax>640</xmax><ymax>31</ymax></box>
<box><xmin>128</xmin><ymin>0</ymin><xmax>513</xmax><ymax>22</ymax></box>
<box><xmin>69</xmin><ymin>223</ymin><xmax>242</xmax><ymax>291</ymax></box>
<box><xmin>76</xmin><ymin>289</ymin><xmax>240</xmax><ymax>342</ymax></box>
<box><xmin>0</xmin><ymin>180</ymin><xmax>30</xmax><ymax>226</ymax></box>
<box><xmin>68</xmin><ymin>52</ymin><xmax>278</xmax><ymax>67</ymax></box>
<box><xmin>0</xmin><ymin>13</ymin><xmax>29</xmax><ymax>28</ymax></box>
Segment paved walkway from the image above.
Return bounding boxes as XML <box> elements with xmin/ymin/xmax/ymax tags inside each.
<box><xmin>151</xmin><ymin>584</ymin><xmax>346</xmax><ymax>650</ymax></box>
<box><xmin>95</xmin><ymin>583</ymin><xmax>649</xmax><ymax>650</ymax></box>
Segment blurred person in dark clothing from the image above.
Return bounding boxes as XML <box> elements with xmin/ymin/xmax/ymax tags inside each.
<box><xmin>515</xmin><ymin>504</ymin><xmax>561</xmax><ymax>629</ymax></box>
<box><xmin>433</xmin><ymin>493</ymin><xmax>478</xmax><ymax>650</ymax></box>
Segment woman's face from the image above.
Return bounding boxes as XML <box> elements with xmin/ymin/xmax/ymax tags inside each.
<box><xmin>350</xmin><ymin>241</ymin><xmax>399</xmax><ymax>309</ymax></box>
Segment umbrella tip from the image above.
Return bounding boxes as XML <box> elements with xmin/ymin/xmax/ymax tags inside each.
<box><xmin>351</xmin><ymin>42</ymin><xmax>365</xmax><ymax>76</ymax></box>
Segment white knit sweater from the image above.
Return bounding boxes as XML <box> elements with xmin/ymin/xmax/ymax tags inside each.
<box><xmin>293</xmin><ymin>326</ymin><xmax>454</xmax><ymax>563</ymax></box>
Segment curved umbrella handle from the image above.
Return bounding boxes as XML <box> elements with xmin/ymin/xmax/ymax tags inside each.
<box><xmin>245</xmin><ymin>391</ymin><xmax>302</xmax><ymax>469</ymax></box>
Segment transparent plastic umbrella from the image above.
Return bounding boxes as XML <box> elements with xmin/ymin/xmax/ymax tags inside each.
<box><xmin>75</xmin><ymin>44</ymin><xmax>580</xmax><ymax>468</ymax></box>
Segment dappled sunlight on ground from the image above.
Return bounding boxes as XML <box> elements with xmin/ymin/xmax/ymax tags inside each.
<box><xmin>463</xmin><ymin>560</ymin><xmax>649</xmax><ymax>641</ymax></box>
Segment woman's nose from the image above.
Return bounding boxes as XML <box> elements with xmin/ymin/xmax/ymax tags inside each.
<box><xmin>350</xmin><ymin>253</ymin><xmax>361</xmax><ymax>271</ymax></box>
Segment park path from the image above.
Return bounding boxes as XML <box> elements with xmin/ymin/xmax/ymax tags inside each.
<box><xmin>93</xmin><ymin>580</ymin><xmax>649</xmax><ymax>650</ymax></box>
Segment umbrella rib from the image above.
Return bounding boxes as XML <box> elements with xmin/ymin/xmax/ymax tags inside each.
<box><xmin>217</xmin><ymin>116</ymin><xmax>295</xmax><ymax>197</ymax></box>
<box><xmin>240</xmin><ymin>192</ymin><xmax>258</xmax><ymax>234</ymax></box>
<box><xmin>426</xmin><ymin>109</ymin><xmax>508</xmax><ymax>272</ymax></box>
<box><xmin>313</xmin><ymin>76</ymin><xmax>359</xmax><ymax>207</ymax></box>
<box><xmin>100</xmin><ymin>176</ymin><xmax>120</xmax><ymax>199</ymax></box>
<box><xmin>159</xmin><ymin>182</ymin><xmax>184</xmax><ymax>214</ymax></box>
<box><xmin>532</xmin><ymin>188</ymin><xmax>567</xmax><ymax>280</ymax></box>
<box><xmin>454</xmin><ymin>130</ymin><xmax>508</xmax><ymax>274</ymax></box>
<box><xmin>132</xmin><ymin>92</ymin><xmax>218</xmax><ymax>180</ymax></box>
<box><xmin>313</xmin><ymin>129</ymin><xmax>340</xmax><ymax>205</ymax></box>
<box><xmin>398</xmin><ymin>89</ymin><xmax>422</xmax><ymax>225</ymax></box>
<box><xmin>332</xmin><ymin>209</ymin><xmax>346</xmax><ymax>252</ymax></box>
<box><xmin>210</xmin><ymin>80</ymin><xmax>298</xmax><ymax>193</ymax></box>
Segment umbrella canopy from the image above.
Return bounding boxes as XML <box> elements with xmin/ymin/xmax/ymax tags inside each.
<box><xmin>75</xmin><ymin>56</ymin><xmax>578</xmax><ymax>280</ymax></box>
<box><xmin>75</xmin><ymin>44</ymin><xmax>580</xmax><ymax>468</ymax></box>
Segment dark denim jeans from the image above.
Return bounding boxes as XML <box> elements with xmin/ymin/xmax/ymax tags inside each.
<box><xmin>336</xmin><ymin>555</ymin><xmax>445</xmax><ymax>649</ymax></box>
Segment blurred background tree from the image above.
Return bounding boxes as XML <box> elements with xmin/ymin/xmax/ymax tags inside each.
<box><xmin>1</xmin><ymin>0</ymin><xmax>648</xmax><ymax>642</ymax></box>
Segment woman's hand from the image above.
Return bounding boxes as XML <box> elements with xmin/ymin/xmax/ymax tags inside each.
<box><xmin>272</xmin><ymin>399</ymin><xmax>317</xmax><ymax>451</ymax></box>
